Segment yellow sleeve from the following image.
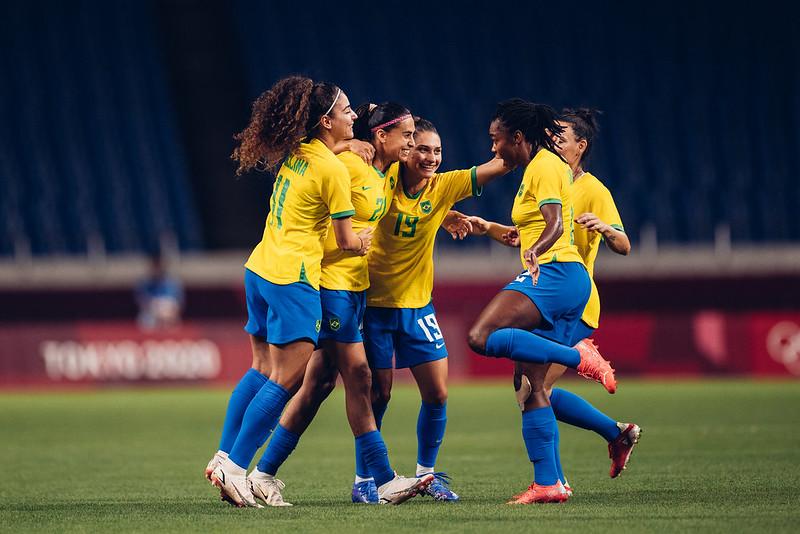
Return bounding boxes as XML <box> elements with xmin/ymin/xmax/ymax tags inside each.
<box><xmin>530</xmin><ymin>159</ymin><xmax>563</xmax><ymax>208</ymax></box>
<box><xmin>322</xmin><ymin>161</ymin><xmax>355</xmax><ymax>219</ymax></box>
<box><xmin>593</xmin><ymin>186</ymin><xmax>624</xmax><ymax>232</ymax></box>
<box><xmin>434</xmin><ymin>167</ymin><xmax>481</xmax><ymax>205</ymax></box>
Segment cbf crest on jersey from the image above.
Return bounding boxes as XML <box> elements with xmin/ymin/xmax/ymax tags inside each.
<box><xmin>421</xmin><ymin>200</ymin><xmax>432</xmax><ymax>214</ymax></box>
<box><xmin>390</xmin><ymin>176</ymin><xmax>396</xmax><ymax>189</ymax></box>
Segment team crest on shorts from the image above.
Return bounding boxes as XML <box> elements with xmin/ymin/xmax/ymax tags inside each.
<box><xmin>329</xmin><ymin>317</ymin><xmax>341</xmax><ymax>331</ymax></box>
<box><xmin>421</xmin><ymin>200</ymin><xmax>432</xmax><ymax>213</ymax></box>
<box><xmin>315</xmin><ymin>320</ymin><xmax>321</xmax><ymax>332</ymax></box>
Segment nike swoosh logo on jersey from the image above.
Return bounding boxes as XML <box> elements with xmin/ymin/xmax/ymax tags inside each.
<box><xmin>361</xmin><ymin>186</ymin><xmax>372</xmax><ymax>190</ymax></box>
<box><xmin>435</xmin><ymin>343</ymin><xmax>445</xmax><ymax>349</ymax></box>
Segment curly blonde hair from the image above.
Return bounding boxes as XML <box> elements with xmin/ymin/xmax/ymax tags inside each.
<box><xmin>232</xmin><ymin>76</ymin><xmax>341</xmax><ymax>175</ymax></box>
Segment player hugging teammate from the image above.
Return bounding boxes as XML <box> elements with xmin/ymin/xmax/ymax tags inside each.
<box><xmin>204</xmin><ymin>76</ymin><xmax>640</xmax><ymax>507</ymax></box>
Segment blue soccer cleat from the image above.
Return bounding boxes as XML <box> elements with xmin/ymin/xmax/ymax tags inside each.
<box><xmin>351</xmin><ymin>479</ymin><xmax>379</xmax><ymax>504</ymax></box>
<box><xmin>418</xmin><ymin>472</ymin><xmax>459</xmax><ymax>501</ymax></box>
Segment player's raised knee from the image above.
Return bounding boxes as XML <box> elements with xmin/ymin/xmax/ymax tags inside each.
<box><xmin>467</xmin><ymin>324</ymin><xmax>490</xmax><ymax>355</ymax></box>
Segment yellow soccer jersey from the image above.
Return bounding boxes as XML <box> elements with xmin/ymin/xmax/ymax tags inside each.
<box><xmin>572</xmin><ymin>172</ymin><xmax>624</xmax><ymax>328</ymax></box>
<box><xmin>245</xmin><ymin>138</ymin><xmax>355</xmax><ymax>290</ymax></box>
<box><xmin>319</xmin><ymin>154</ymin><xmax>399</xmax><ymax>291</ymax></box>
<box><xmin>511</xmin><ymin>149</ymin><xmax>583</xmax><ymax>267</ymax></box>
<box><xmin>367</xmin><ymin>166</ymin><xmax>481</xmax><ymax>308</ymax></box>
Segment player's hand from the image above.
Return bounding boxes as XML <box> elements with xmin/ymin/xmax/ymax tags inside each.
<box><xmin>442</xmin><ymin>211</ymin><xmax>472</xmax><ymax>240</ymax></box>
<box><xmin>496</xmin><ymin>155</ymin><xmax>515</xmax><ymax>173</ymax></box>
<box><xmin>356</xmin><ymin>227</ymin><xmax>374</xmax><ymax>255</ymax></box>
<box><xmin>502</xmin><ymin>226</ymin><xmax>520</xmax><ymax>247</ymax></box>
<box><xmin>465</xmin><ymin>216</ymin><xmax>490</xmax><ymax>236</ymax></box>
<box><xmin>523</xmin><ymin>247</ymin><xmax>540</xmax><ymax>285</ymax></box>
<box><xmin>575</xmin><ymin>212</ymin><xmax>610</xmax><ymax>234</ymax></box>
<box><xmin>347</xmin><ymin>140</ymin><xmax>375</xmax><ymax>163</ymax></box>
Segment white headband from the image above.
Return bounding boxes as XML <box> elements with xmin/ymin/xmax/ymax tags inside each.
<box><xmin>311</xmin><ymin>88</ymin><xmax>341</xmax><ymax>129</ymax></box>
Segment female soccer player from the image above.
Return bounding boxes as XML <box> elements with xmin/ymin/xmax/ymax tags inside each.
<box><xmin>537</xmin><ymin>108</ymin><xmax>639</xmax><ymax>484</ymax></box>
<box><xmin>458</xmin><ymin>108</ymin><xmax>640</xmax><ymax>494</ymax></box>
<box><xmin>360</xmin><ymin>117</ymin><xmax>512</xmax><ymax>502</ymax></box>
<box><xmin>465</xmin><ymin>99</ymin><xmax>615</xmax><ymax>504</ymax></box>
<box><xmin>247</xmin><ymin>102</ymin><xmax>435</xmax><ymax>506</ymax></box>
<box><xmin>207</xmin><ymin>76</ymin><xmax>377</xmax><ymax>508</ymax></box>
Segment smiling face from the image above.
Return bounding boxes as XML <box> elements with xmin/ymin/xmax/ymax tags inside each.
<box><xmin>322</xmin><ymin>92</ymin><xmax>357</xmax><ymax>142</ymax></box>
<box><xmin>406</xmin><ymin>130</ymin><xmax>442</xmax><ymax>179</ymax></box>
<box><xmin>554</xmin><ymin>121</ymin><xmax>586</xmax><ymax>169</ymax></box>
<box><xmin>375</xmin><ymin>116</ymin><xmax>416</xmax><ymax>162</ymax></box>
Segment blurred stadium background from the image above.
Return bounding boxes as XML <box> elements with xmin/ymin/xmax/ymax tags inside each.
<box><xmin>1</xmin><ymin>0</ymin><xmax>798</xmax><ymax>386</ymax></box>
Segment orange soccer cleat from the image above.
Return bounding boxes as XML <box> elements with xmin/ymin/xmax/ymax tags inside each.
<box><xmin>608</xmin><ymin>423</ymin><xmax>642</xmax><ymax>478</ymax></box>
<box><xmin>507</xmin><ymin>481</ymin><xmax>569</xmax><ymax>504</ymax></box>
<box><xmin>574</xmin><ymin>339</ymin><xmax>617</xmax><ymax>394</ymax></box>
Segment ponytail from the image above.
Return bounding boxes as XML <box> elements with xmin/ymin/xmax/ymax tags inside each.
<box><xmin>560</xmin><ymin>108</ymin><xmax>602</xmax><ymax>164</ymax></box>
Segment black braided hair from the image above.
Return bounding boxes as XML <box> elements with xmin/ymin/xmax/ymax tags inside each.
<box><xmin>493</xmin><ymin>98</ymin><xmax>565</xmax><ymax>161</ymax></box>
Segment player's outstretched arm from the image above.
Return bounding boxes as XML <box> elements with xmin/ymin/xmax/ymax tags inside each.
<box><xmin>474</xmin><ymin>156</ymin><xmax>514</xmax><ymax>187</ymax></box>
<box><xmin>575</xmin><ymin>212</ymin><xmax>631</xmax><ymax>255</ymax></box>
<box><xmin>443</xmin><ymin>210</ymin><xmax>518</xmax><ymax>246</ymax></box>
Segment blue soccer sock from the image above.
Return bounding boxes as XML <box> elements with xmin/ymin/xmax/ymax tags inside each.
<box><xmin>256</xmin><ymin>424</ymin><xmax>300</xmax><ymax>475</ymax></box>
<box><xmin>355</xmin><ymin>430</ymin><xmax>395</xmax><ymax>487</ymax></box>
<box><xmin>416</xmin><ymin>401</ymin><xmax>447</xmax><ymax>471</ymax></box>
<box><xmin>372</xmin><ymin>398</ymin><xmax>389</xmax><ymax>430</ymax></box>
<box><xmin>485</xmin><ymin>328</ymin><xmax>580</xmax><ymax>368</ymax></box>
<box><xmin>550</xmin><ymin>388</ymin><xmax>620</xmax><ymax>442</ymax></box>
<box><xmin>228</xmin><ymin>380</ymin><xmax>290</xmax><ymax>469</ymax></box>
<box><xmin>521</xmin><ymin>406</ymin><xmax>559</xmax><ymax>486</ymax></box>
<box><xmin>354</xmin><ymin>400</ymin><xmax>390</xmax><ymax>478</ymax></box>
<box><xmin>553</xmin><ymin>422</ymin><xmax>566</xmax><ymax>484</ymax></box>
<box><xmin>218</xmin><ymin>368</ymin><xmax>268</xmax><ymax>453</ymax></box>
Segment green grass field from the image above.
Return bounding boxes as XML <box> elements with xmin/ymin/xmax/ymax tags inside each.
<box><xmin>2</xmin><ymin>380</ymin><xmax>799</xmax><ymax>533</ymax></box>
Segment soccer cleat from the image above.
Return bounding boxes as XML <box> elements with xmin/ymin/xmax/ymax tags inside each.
<box><xmin>205</xmin><ymin>451</ymin><xmax>228</xmax><ymax>485</ymax></box>
<box><xmin>377</xmin><ymin>473</ymin><xmax>434</xmax><ymax>505</ymax></box>
<box><xmin>575</xmin><ymin>339</ymin><xmax>617</xmax><ymax>394</ymax></box>
<box><xmin>351</xmin><ymin>479</ymin><xmax>379</xmax><ymax>504</ymax></box>
<box><xmin>515</xmin><ymin>374</ymin><xmax>532</xmax><ymax>411</ymax></box>
<box><xmin>563</xmin><ymin>481</ymin><xmax>573</xmax><ymax>497</ymax></box>
<box><xmin>210</xmin><ymin>464</ymin><xmax>263</xmax><ymax>508</ymax></box>
<box><xmin>249</xmin><ymin>471</ymin><xmax>292</xmax><ymax>507</ymax></box>
<box><xmin>507</xmin><ymin>481</ymin><xmax>569</xmax><ymax>504</ymax></box>
<box><xmin>608</xmin><ymin>422</ymin><xmax>642</xmax><ymax>478</ymax></box>
<box><xmin>418</xmin><ymin>472</ymin><xmax>459</xmax><ymax>501</ymax></box>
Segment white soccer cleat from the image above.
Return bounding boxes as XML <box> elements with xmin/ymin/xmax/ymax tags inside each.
<box><xmin>377</xmin><ymin>473</ymin><xmax>434</xmax><ymax>505</ymax></box>
<box><xmin>210</xmin><ymin>462</ymin><xmax>263</xmax><ymax>508</ymax></box>
<box><xmin>248</xmin><ymin>471</ymin><xmax>293</xmax><ymax>507</ymax></box>
<box><xmin>205</xmin><ymin>451</ymin><xmax>228</xmax><ymax>485</ymax></box>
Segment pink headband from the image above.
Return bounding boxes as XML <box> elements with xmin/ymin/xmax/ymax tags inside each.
<box><xmin>371</xmin><ymin>114</ymin><xmax>412</xmax><ymax>132</ymax></box>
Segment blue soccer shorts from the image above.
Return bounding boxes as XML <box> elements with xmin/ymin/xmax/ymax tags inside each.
<box><xmin>503</xmin><ymin>261</ymin><xmax>591</xmax><ymax>346</ymax></box>
<box><xmin>243</xmin><ymin>269</ymin><xmax>321</xmax><ymax>345</ymax></box>
<box><xmin>363</xmin><ymin>301</ymin><xmax>448</xmax><ymax>369</ymax></box>
<box><xmin>319</xmin><ymin>288</ymin><xmax>366</xmax><ymax>343</ymax></box>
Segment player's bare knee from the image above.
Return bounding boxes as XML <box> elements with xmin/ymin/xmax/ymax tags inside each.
<box><xmin>353</xmin><ymin>362</ymin><xmax>373</xmax><ymax>388</ymax></box>
<box><xmin>375</xmin><ymin>384</ymin><xmax>391</xmax><ymax>405</ymax></box>
<box><xmin>467</xmin><ymin>324</ymin><xmax>489</xmax><ymax>354</ymax></box>
<box><xmin>424</xmin><ymin>388</ymin><xmax>448</xmax><ymax>405</ymax></box>
<box><xmin>315</xmin><ymin>377</ymin><xmax>337</xmax><ymax>402</ymax></box>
